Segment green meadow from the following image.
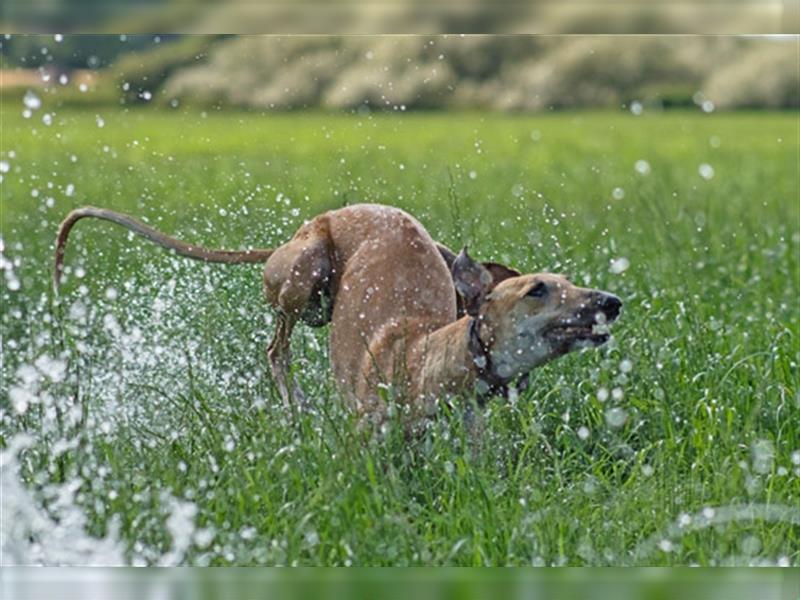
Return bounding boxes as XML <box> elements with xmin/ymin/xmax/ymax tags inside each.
<box><xmin>1</xmin><ymin>107</ymin><xmax>798</xmax><ymax>565</ymax></box>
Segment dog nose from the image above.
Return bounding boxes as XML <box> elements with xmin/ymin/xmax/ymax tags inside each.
<box><xmin>598</xmin><ymin>293</ymin><xmax>622</xmax><ymax>321</ymax></box>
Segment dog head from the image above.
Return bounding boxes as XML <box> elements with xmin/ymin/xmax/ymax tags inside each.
<box><xmin>453</xmin><ymin>248</ymin><xmax>621</xmax><ymax>381</ymax></box>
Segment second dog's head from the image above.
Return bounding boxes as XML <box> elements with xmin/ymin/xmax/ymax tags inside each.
<box><xmin>452</xmin><ymin>248</ymin><xmax>622</xmax><ymax>381</ymax></box>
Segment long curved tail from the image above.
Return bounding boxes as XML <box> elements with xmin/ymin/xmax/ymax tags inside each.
<box><xmin>54</xmin><ymin>206</ymin><xmax>274</xmax><ymax>291</ymax></box>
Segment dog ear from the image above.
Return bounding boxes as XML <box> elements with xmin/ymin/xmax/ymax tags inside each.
<box><xmin>452</xmin><ymin>247</ymin><xmax>494</xmax><ymax>316</ymax></box>
<box><xmin>482</xmin><ymin>262</ymin><xmax>520</xmax><ymax>287</ymax></box>
<box><xmin>435</xmin><ymin>242</ymin><xmax>457</xmax><ymax>270</ymax></box>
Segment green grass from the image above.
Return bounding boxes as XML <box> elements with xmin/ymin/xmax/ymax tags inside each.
<box><xmin>1</xmin><ymin>106</ymin><xmax>798</xmax><ymax>566</ymax></box>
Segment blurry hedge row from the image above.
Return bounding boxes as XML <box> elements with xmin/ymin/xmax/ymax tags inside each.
<box><xmin>158</xmin><ymin>36</ymin><xmax>798</xmax><ymax>110</ymax></box>
<box><xmin>44</xmin><ymin>35</ymin><xmax>800</xmax><ymax>111</ymax></box>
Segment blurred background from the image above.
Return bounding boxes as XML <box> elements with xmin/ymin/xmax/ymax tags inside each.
<box><xmin>1</xmin><ymin>34</ymin><xmax>798</xmax><ymax>112</ymax></box>
<box><xmin>4</xmin><ymin>567</ymin><xmax>799</xmax><ymax>600</ymax></box>
<box><xmin>0</xmin><ymin>0</ymin><xmax>797</xmax><ymax>33</ymax></box>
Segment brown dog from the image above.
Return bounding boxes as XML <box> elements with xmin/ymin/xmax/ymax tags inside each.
<box><xmin>55</xmin><ymin>204</ymin><xmax>621</xmax><ymax>428</ymax></box>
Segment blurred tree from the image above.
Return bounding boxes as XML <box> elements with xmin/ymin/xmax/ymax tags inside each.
<box><xmin>0</xmin><ymin>34</ymin><xmax>183</xmax><ymax>69</ymax></box>
<box><xmin>2</xmin><ymin>0</ymin><xmax>163</xmax><ymax>32</ymax></box>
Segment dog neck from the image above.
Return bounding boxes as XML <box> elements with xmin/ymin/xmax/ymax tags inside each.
<box><xmin>412</xmin><ymin>315</ymin><xmax>511</xmax><ymax>404</ymax></box>
<box><xmin>466</xmin><ymin>316</ymin><xmax>511</xmax><ymax>399</ymax></box>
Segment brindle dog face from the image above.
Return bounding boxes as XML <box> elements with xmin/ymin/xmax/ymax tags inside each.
<box><xmin>482</xmin><ymin>274</ymin><xmax>621</xmax><ymax>377</ymax></box>
<box><xmin>452</xmin><ymin>250</ymin><xmax>621</xmax><ymax>381</ymax></box>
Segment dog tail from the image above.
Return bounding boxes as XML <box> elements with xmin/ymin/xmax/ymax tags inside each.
<box><xmin>54</xmin><ymin>206</ymin><xmax>274</xmax><ymax>291</ymax></box>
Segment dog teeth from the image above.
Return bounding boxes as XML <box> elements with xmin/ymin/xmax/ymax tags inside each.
<box><xmin>592</xmin><ymin>323</ymin><xmax>610</xmax><ymax>335</ymax></box>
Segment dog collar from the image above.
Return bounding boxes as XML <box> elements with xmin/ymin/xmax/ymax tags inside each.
<box><xmin>467</xmin><ymin>316</ymin><xmax>511</xmax><ymax>401</ymax></box>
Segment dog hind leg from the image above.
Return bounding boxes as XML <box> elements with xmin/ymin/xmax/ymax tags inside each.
<box><xmin>263</xmin><ymin>227</ymin><xmax>332</xmax><ymax>407</ymax></box>
<box><xmin>266</xmin><ymin>311</ymin><xmax>305</xmax><ymax>408</ymax></box>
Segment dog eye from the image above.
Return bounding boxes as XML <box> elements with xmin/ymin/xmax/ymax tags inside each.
<box><xmin>526</xmin><ymin>282</ymin><xmax>548</xmax><ymax>298</ymax></box>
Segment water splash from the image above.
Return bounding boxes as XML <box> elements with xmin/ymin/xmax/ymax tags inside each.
<box><xmin>630</xmin><ymin>503</ymin><xmax>800</xmax><ymax>565</ymax></box>
<box><xmin>0</xmin><ymin>436</ymin><xmax>126</xmax><ymax>566</ymax></box>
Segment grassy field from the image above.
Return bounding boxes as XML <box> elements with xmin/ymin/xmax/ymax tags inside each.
<box><xmin>1</xmin><ymin>107</ymin><xmax>798</xmax><ymax>566</ymax></box>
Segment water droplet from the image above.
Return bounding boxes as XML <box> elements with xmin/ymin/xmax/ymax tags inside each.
<box><xmin>751</xmin><ymin>439</ymin><xmax>774</xmax><ymax>474</ymax></box>
<box><xmin>605</xmin><ymin>407</ymin><xmax>628</xmax><ymax>428</ymax></box>
<box><xmin>634</xmin><ymin>160</ymin><xmax>651</xmax><ymax>176</ymax></box>
<box><xmin>610</xmin><ymin>257</ymin><xmax>630</xmax><ymax>274</ymax></box>
<box><xmin>23</xmin><ymin>90</ymin><xmax>42</xmax><ymax>111</ymax></box>
<box><xmin>34</xmin><ymin>355</ymin><xmax>66</xmax><ymax>382</ymax></box>
<box><xmin>612</xmin><ymin>187</ymin><xmax>625</xmax><ymax>200</ymax></box>
<box><xmin>496</xmin><ymin>364</ymin><xmax>513</xmax><ymax>379</ymax></box>
<box><xmin>741</xmin><ymin>535</ymin><xmax>761</xmax><ymax>556</ymax></box>
<box><xmin>10</xmin><ymin>387</ymin><xmax>34</xmax><ymax>414</ymax></box>
<box><xmin>698</xmin><ymin>163</ymin><xmax>715</xmax><ymax>180</ymax></box>
<box><xmin>194</xmin><ymin>527</ymin><xmax>215</xmax><ymax>548</ymax></box>
<box><xmin>304</xmin><ymin>530</ymin><xmax>320</xmax><ymax>547</ymax></box>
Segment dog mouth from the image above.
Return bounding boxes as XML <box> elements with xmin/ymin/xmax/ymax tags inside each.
<box><xmin>545</xmin><ymin>324</ymin><xmax>610</xmax><ymax>346</ymax></box>
<box><xmin>544</xmin><ymin>311</ymin><xmax>617</xmax><ymax>347</ymax></box>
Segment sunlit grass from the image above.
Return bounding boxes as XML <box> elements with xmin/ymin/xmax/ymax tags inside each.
<box><xmin>1</xmin><ymin>106</ymin><xmax>798</xmax><ymax>565</ymax></box>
